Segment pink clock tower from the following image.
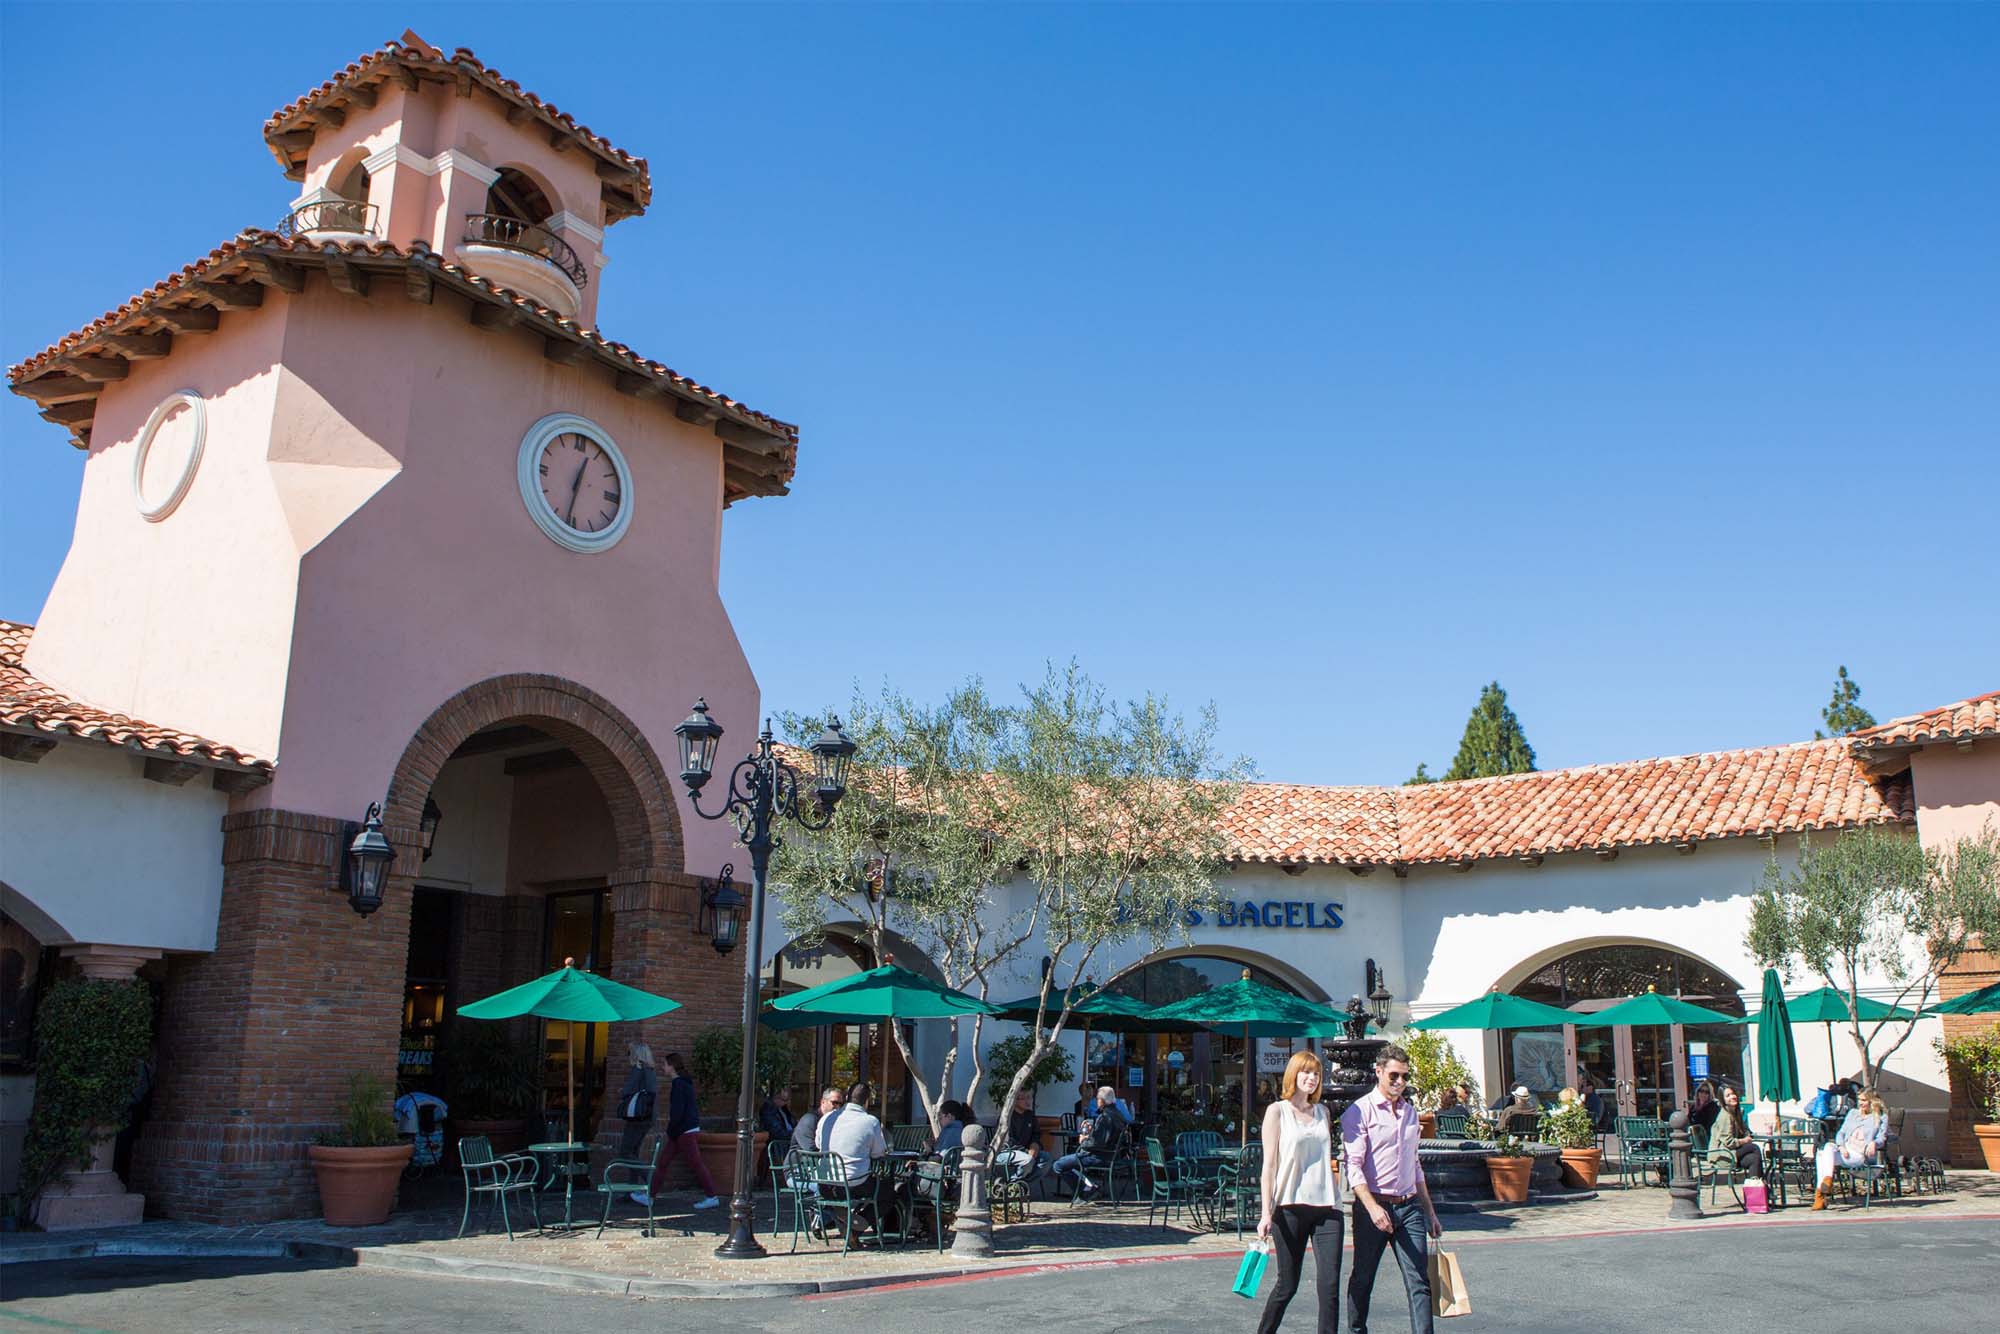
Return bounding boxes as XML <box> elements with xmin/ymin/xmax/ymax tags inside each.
<box><xmin>8</xmin><ymin>34</ymin><xmax>798</xmax><ymax>1222</ymax></box>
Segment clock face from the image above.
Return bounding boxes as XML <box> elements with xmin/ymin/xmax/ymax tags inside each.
<box><xmin>516</xmin><ymin>413</ymin><xmax>634</xmax><ymax>553</ymax></box>
<box><xmin>537</xmin><ymin>430</ymin><xmax>623</xmax><ymax>535</ymax></box>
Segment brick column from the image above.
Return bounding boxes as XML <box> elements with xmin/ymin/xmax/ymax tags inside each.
<box><xmin>1941</xmin><ymin>943</ymin><xmax>1998</xmax><ymax>1168</ymax></box>
<box><xmin>132</xmin><ymin>809</ymin><xmax>418</xmax><ymax>1223</ymax></box>
<box><xmin>30</xmin><ymin>945</ymin><xmax>162</xmax><ymax>1231</ymax></box>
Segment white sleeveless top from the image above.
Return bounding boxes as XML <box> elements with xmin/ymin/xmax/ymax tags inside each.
<box><xmin>1269</xmin><ymin>1101</ymin><xmax>1340</xmax><ymax>1208</ymax></box>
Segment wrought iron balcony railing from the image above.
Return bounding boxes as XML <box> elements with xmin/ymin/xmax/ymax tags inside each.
<box><xmin>462</xmin><ymin>214</ymin><xmax>589</xmax><ymax>289</ymax></box>
<box><xmin>277</xmin><ymin>199</ymin><xmax>379</xmax><ymax>238</ymax></box>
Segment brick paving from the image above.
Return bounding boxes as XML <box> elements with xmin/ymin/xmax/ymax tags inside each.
<box><xmin>5</xmin><ymin>1171</ymin><xmax>1996</xmax><ymax>1292</ymax></box>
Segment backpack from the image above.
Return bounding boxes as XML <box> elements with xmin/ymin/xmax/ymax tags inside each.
<box><xmin>625</xmin><ymin>1086</ymin><xmax>656</xmax><ymax>1120</ymax></box>
<box><xmin>1805</xmin><ymin>1088</ymin><xmax>1831</xmax><ymax>1120</ymax></box>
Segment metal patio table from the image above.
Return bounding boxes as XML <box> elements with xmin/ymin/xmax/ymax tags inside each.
<box><xmin>528</xmin><ymin>1140</ymin><xmax>592</xmax><ymax>1230</ymax></box>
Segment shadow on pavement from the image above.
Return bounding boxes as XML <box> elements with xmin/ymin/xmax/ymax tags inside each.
<box><xmin>0</xmin><ymin>1253</ymin><xmax>353</xmax><ymax>1303</ymax></box>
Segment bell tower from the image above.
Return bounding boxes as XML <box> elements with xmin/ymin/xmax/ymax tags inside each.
<box><xmin>267</xmin><ymin>30</ymin><xmax>649</xmax><ymax>327</ymax></box>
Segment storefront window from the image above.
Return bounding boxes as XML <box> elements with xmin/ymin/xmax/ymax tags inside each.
<box><xmin>1107</xmin><ymin>955</ymin><xmax>1306</xmax><ymax>1138</ymax></box>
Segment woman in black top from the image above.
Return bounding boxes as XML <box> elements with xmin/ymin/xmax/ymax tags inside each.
<box><xmin>642</xmin><ymin>1051</ymin><xmax>720</xmax><ymax>1209</ymax></box>
<box><xmin>615</xmin><ymin>1041</ymin><xmax>658</xmax><ymax>1158</ymax></box>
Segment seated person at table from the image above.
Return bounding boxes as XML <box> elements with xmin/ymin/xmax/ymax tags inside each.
<box><xmin>1436</xmin><ymin>1085</ymin><xmax>1463</xmax><ymax>1113</ymax></box>
<box><xmin>1051</xmin><ymin>1086</ymin><xmax>1126</xmax><ymax>1199</ymax></box>
<box><xmin>820</xmin><ymin>1081</ymin><xmax>904</xmax><ymax>1232</ymax></box>
<box><xmin>931</xmin><ymin>1100</ymin><xmax>970</xmax><ymax>1155</ymax></box>
<box><xmin>1575</xmin><ymin>1070</ymin><xmax>1605</xmax><ymax>1126</ymax></box>
<box><xmin>1704</xmin><ymin>1085</ymin><xmax>1764</xmax><ymax>1180</ymax></box>
<box><xmin>1689</xmin><ymin>1082</ymin><xmax>1721</xmax><ymax>1132</ymax></box>
<box><xmin>993</xmin><ymin>1088</ymin><xmax>1050</xmax><ymax>1182</ymax></box>
<box><xmin>1813</xmin><ymin>1090</ymin><xmax>1889</xmax><ymax>1210</ymax></box>
<box><xmin>1496</xmin><ymin>1087</ymin><xmax>1540</xmax><ymax>1136</ymax></box>
<box><xmin>760</xmin><ymin>1086</ymin><xmax>797</xmax><ymax>1145</ymax></box>
<box><xmin>793</xmin><ymin>1086</ymin><xmax>843</xmax><ymax>1155</ymax></box>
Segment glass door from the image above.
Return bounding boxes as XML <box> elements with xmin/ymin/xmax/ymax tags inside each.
<box><xmin>542</xmin><ymin>888</ymin><xmax>612</xmax><ymax>1136</ymax></box>
<box><xmin>1629</xmin><ymin>1024</ymin><xmax>1675</xmax><ymax>1119</ymax></box>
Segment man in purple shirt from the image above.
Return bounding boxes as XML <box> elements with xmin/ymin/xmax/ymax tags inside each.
<box><xmin>1339</xmin><ymin>1044</ymin><xmax>1443</xmax><ymax>1334</ymax></box>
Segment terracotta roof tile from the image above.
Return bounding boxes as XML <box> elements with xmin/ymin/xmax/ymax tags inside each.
<box><xmin>1850</xmin><ymin>692</ymin><xmax>2000</xmax><ymax>750</ymax></box>
<box><xmin>262</xmin><ymin>37</ymin><xmax>650</xmax><ymax>218</ymax></box>
<box><xmin>0</xmin><ymin>621</ymin><xmax>271</xmax><ymax>772</ymax></box>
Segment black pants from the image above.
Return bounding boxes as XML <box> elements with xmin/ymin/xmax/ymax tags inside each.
<box><xmin>1257</xmin><ymin>1204</ymin><xmax>1343</xmax><ymax>1333</ymax></box>
<box><xmin>617</xmin><ymin>1117</ymin><xmax>651</xmax><ymax>1160</ymax></box>
<box><xmin>1347</xmin><ymin>1198</ymin><xmax>1432</xmax><ymax>1334</ymax></box>
<box><xmin>1734</xmin><ymin>1141</ymin><xmax>1764</xmax><ymax>1179</ymax></box>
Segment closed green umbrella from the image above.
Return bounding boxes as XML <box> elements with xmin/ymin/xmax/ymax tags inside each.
<box><xmin>994</xmin><ymin>984</ymin><xmax>1201</xmax><ymax>1034</ymax></box>
<box><xmin>1146</xmin><ymin>974</ymin><xmax>1350</xmax><ymax>1148</ymax></box>
<box><xmin>1926</xmin><ymin>980</ymin><xmax>2000</xmax><ymax>1016</ymax></box>
<box><xmin>458</xmin><ymin>958</ymin><xmax>681</xmax><ymax>1144</ymax></box>
<box><xmin>1409</xmin><ymin>991</ymin><xmax>1582</xmax><ymax>1031</ymax></box>
<box><xmin>1753</xmin><ymin>969</ymin><xmax>1800</xmax><ymax>1106</ymax></box>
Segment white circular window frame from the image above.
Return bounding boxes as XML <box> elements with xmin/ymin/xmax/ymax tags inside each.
<box><xmin>516</xmin><ymin>412</ymin><xmax>635</xmax><ymax>554</ymax></box>
<box><xmin>131</xmin><ymin>390</ymin><xmax>207</xmax><ymax>522</ymax></box>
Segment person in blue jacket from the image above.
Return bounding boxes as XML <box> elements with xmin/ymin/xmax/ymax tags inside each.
<box><xmin>635</xmin><ymin>1051</ymin><xmax>720</xmax><ymax>1211</ymax></box>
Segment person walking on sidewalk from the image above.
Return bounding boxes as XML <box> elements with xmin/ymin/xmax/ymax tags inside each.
<box><xmin>614</xmin><ymin>1042</ymin><xmax>658</xmax><ymax>1159</ymax></box>
<box><xmin>1255</xmin><ymin>1050</ymin><xmax>1345</xmax><ymax>1333</ymax></box>
<box><xmin>636</xmin><ymin>1051</ymin><xmax>720</xmax><ymax>1212</ymax></box>
<box><xmin>1340</xmin><ymin>1044</ymin><xmax>1443</xmax><ymax>1334</ymax></box>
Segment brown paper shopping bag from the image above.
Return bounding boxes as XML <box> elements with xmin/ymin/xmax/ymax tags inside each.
<box><xmin>1428</xmin><ymin>1248</ymin><xmax>1472</xmax><ymax>1318</ymax></box>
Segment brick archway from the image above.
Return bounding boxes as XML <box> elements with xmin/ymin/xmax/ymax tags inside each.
<box><xmin>383</xmin><ymin>673</ymin><xmax>684</xmax><ymax>875</ymax></box>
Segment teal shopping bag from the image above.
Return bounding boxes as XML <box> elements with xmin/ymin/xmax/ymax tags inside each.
<box><xmin>1231</xmin><ymin>1242</ymin><xmax>1272</xmax><ymax>1299</ymax></box>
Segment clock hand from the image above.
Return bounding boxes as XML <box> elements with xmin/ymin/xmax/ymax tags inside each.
<box><xmin>566</xmin><ymin>456</ymin><xmax>591</xmax><ymax>523</ymax></box>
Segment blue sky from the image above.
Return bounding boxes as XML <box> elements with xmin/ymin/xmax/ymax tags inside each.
<box><xmin>4</xmin><ymin>4</ymin><xmax>1995</xmax><ymax>784</ymax></box>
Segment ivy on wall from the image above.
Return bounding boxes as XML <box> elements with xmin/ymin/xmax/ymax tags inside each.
<box><xmin>15</xmin><ymin>978</ymin><xmax>153</xmax><ymax>1210</ymax></box>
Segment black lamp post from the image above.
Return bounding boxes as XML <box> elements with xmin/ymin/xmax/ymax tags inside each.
<box><xmin>342</xmin><ymin>802</ymin><xmax>396</xmax><ymax>917</ymax></box>
<box><xmin>675</xmin><ymin>699</ymin><xmax>854</xmax><ymax>1259</ymax></box>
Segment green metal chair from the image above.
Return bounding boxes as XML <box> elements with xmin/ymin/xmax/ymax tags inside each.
<box><xmin>888</xmin><ymin>1124</ymin><xmax>930</xmax><ymax>1154</ymax></box>
<box><xmin>905</xmin><ymin>1147</ymin><xmax>962</xmax><ymax>1251</ymax></box>
<box><xmin>595</xmin><ymin>1133</ymin><xmax>664</xmax><ymax>1237</ymax></box>
<box><xmin>456</xmin><ymin>1134</ymin><xmax>541</xmax><ymax>1239</ymax></box>
<box><xmin>1433</xmin><ymin>1109</ymin><xmax>1471</xmax><ymax>1139</ymax></box>
<box><xmin>770</xmin><ymin>1145</ymin><xmax>817</xmax><ymax>1252</ymax></box>
<box><xmin>1142</xmin><ymin>1137</ymin><xmax>1198</xmax><ymax>1228</ymax></box>
<box><xmin>1689</xmin><ymin>1125</ymin><xmax>1744</xmax><ymax>1208</ymax></box>
<box><xmin>1211</xmin><ymin>1141</ymin><xmax>1263</xmax><ymax>1238</ymax></box>
<box><xmin>1615</xmin><ymin>1117</ymin><xmax>1669</xmax><ymax>1189</ymax></box>
<box><xmin>796</xmin><ymin>1150</ymin><xmax>893</xmax><ymax>1255</ymax></box>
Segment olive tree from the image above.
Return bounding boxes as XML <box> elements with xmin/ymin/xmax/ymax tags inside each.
<box><xmin>1748</xmin><ymin>823</ymin><xmax>2000</xmax><ymax>1090</ymax></box>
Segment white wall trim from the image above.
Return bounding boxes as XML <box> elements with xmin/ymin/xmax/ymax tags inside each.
<box><xmin>434</xmin><ymin>150</ymin><xmax>500</xmax><ymax>186</ymax></box>
<box><xmin>547</xmin><ymin>211</ymin><xmax>604</xmax><ymax>246</ymax></box>
<box><xmin>357</xmin><ymin>142</ymin><xmax>499</xmax><ymax>186</ymax></box>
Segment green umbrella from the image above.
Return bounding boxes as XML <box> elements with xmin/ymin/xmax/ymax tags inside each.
<box><xmin>458</xmin><ymin>958</ymin><xmax>681</xmax><ymax>1144</ymax></box>
<box><xmin>1736</xmin><ymin>985</ymin><xmax>1919</xmax><ymax>1076</ymax></box>
<box><xmin>763</xmin><ymin>964</ymin><xmax>1004</xmax><ymax>1097</ymax></box>
<box><xmin>994</xmin><ymin>984</ymin><xmax>1201</xmax><ymax>1034</ymax></box>
<box><xmin>1752</xmin><ymin>968</ymin><xmax>1800</xmax><ymax>1106</ymax></box>
<box><xmin>1926</xmin><ymin>980</ymin><xmax>2000</xmax><ymax>1016</ymax></box>
<box><xmin>1570</xmin><ymin>991</ymin><xmax>1742</xmax><ymax>1028</ymax></box>
<box><xmin>1409</xmin><ymin>991</ymin><xmax>1581</xmax><ymax>1031</ymax></box>
<box><xmin>1146</xmin><ymin>975</ymin><xmax>1351</xmax><ymax>1148</ymax></box>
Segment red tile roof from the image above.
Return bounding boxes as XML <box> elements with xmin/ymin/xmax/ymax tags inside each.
<box><xmin>6</xmin><ymin>232</ymin><xmax>796</xmax><ymax>501</ymax></box>
<box><xmin>263</xmin><ymin>35</ymin><xmax>650</xmax><ymax>221</ymax></box>
<box><xmin>1849</xmin><ymin>692</ymin><xmax>2000</xmax><ymax>750</ymax></box>
<box><xmin>0</xmin><ymin>621</ymin><xmax>271</xmax><ymax>773</ymax></box>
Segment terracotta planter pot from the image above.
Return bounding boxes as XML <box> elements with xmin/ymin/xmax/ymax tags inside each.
<box><xmin>309</xmin><ymin>1144</ymin><xmax>412</xmax><ymax>1226</ymax></box>
<box><xmin>1419</xmin><ymin>1112</ymin><xmax>1438</xmax><ymax>1140</ymax></box>
<box><xmin>1558</xmin><ymin>1146</ymin><xmax>1602</xmax><ymax>1190</ymax></box>
<box><xmin>1974</xmin><ymin>1124</ymin><xmax>2000</xmax><ymax>1171</ymax></box>
<box><xmin>452</xmin><ymin>1118</ymin><xmax>529</xmax><ymax>1158</ymax></box>
<box><xmin>1486</xmin><ymin>1154</ymin><xmax>1533</xmax><ymax>1203</ymax></box>
<box><xmin>660</xmin><ymin>1131</ymin><xmax>768</xmax><ymax>1194</ymax></box>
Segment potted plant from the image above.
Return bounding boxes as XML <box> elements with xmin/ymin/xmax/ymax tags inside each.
<box><xmin>1538</xmin><ymin>1099</ymin><xmax>1601</xmax><ymax>1188</ymax></box>
<box><xmin>984</xmin><ymin>1034</ymin><xmax>1076</xmax><ymax>1136</ymax></box>
<box><xmin>1404</xmin><ymin>1031</ymin><xmax>1478</xmax><ymax>1140</ymax></box>
<box><xmin>687</xmin><ymin>1027</ymin><xmax>787</xmax><ymax>1187</ymax></box>
<box><xmin>1484</xmin><ymin>1131</ymin><xmax>1533</xmax><ymax>1203</ymax></box>
<box><xmin>445</xmin><ymin>1024</ymin><xmax>542</xmax><ymax>1155</ymax></box>
<box><xmin>309</xmin><ymin>1072</ymin><xmax>412</xmax><ymax>1226</ymax></box>
<box><xmin>1938</xmin><ymin>1025</ymin><xmax>2000</xmax><ymax>1170</ymax></box>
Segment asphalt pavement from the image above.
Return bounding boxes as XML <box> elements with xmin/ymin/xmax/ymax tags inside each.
<box><xmin>2</xmin><ymin>1216</ymin><xmax>1991</xmax><ymax>1333</ymax></box>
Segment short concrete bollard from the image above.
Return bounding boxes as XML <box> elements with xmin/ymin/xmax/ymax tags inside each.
<box><xmin>951</xmin><ymin>1124</ymin><xmax>993</xmax><ymax>1257</ymax></box>
<box><xmin>1666</xmin><ymin>1109</ymin><xmax>1703</xmax><ymax>1220</ymax></box>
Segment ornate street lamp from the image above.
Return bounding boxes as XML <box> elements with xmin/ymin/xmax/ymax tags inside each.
<box><xmin>674</xmin><ymin>703</ymin><xmax>854</xmax><ymax>1259</ymax></box>
<box><xmin>342</xmin><ymin>803</ymin><xmax>395</xmax><ymax>917</ymax></box>
<box><xmin>419</xmin><ymin>796</ymin><xmax>444</xmax><ymax>862</ymax></box>
<box><xmin>695</xmin><ymin>863</ymin><xmax>743</xmax><ymax>956</ymax></box>
<box><xmin>1366</xmin><ymin>958</ymin><xmax>1394</xmax><ymax>1026</ymax></box>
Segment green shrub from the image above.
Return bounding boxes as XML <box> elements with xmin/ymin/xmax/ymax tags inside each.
<box><xmin>1403</xmin><ymin>1030</ymin><xmax>1479</xmax><ymax>1113</ymax></box>
<box><xmin>1938</xmin><ymin>1025</ymin><xmax>2000</xmax><ymax>1122</ymax></box>
<box><xmin>17</xmin><ymin>978</ymin><xmax>154</xmax><ymax>1208</ymax></box>
<box><xmin>314</xmin><ymin>1072</ymin><xmax>401</xmax><ymax>1148</ymax></box>
<box><xmin>691</xmin><ymin>1026</ymin><xmax>795</xmax><ymax>1118</ymax></box>
<box><xmin>445</xmin><ymin>1024</ymin><xmax>542</xmax><ymax>1120</ymax></box>
<box><xmin>982</xmin><ymin>1035</ymin><xmax>1075</xmax><ymax>1108</ymax></box>
<box><xmin>1537</xmin><ymin>1099</ymin><xmax>1596</xmax><ymax>1150</ymax></box>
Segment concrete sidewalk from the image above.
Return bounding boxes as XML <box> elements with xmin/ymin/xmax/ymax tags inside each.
<box><xmin>4</xmin><ymin>1171</ymin><xmax>1996</xmax><ymax>1300</ymax></box>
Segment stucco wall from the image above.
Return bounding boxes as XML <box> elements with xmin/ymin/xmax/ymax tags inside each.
<box><xmin>0</xmin><ymin>744</ymin><xmax>228</xmax><ymax>952</ymax></box>
<box><xmin>418</xmin><ymin>750</ymin><xmax>514</xmax><ymax>893</ymax></box>
<box><xmin>1909</xmin><ymin>742</ymin><xmax>2000</xmax><ymax>850</ymax></box>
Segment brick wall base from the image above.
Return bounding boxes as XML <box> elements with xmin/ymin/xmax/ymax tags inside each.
<box><xmin>1940</xmin><ymin>944</ymin><xmax>1998</xmax><ymax>1168</ymax></box>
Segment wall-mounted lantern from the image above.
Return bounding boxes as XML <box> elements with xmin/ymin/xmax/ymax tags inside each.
<box><xmin>343</xmin><ymin>803</ymin><xmax>395</xmax><ymax>917</ymax></box>
<box><xmin>419</xmin><ymin>796</ymin><xmax>443</xmax><ymax>862</ymax></box>
<box><xmin>695</xmin><ymin>863</ymin><xmax>743</xmax><ymax>956</ymax></box>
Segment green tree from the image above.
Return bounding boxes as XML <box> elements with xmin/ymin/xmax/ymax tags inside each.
<box><xmin>1747</xmin><ymin>824</ymin><xmax>2000</xmax><ymax>1089</ymax></box>
<box><xmin>1440</xmin><ymin>682</ymin><xmax>1537</xmax><ymax>781</ymax></box>
<box><xmin>1814</xmin><ymin>665</ymin><xmax>1877</xmax><ymax>738</ymax></box>
<box><xmin>1403</xmin><ymin>763</ymin><xmax>1436</xmax><ymax>786</ymax></box>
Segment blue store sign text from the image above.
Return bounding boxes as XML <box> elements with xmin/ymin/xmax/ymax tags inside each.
<box><xmin>1185</xmin><ymin>900</ymin><xmax>1344</xmax><ymax>930</ymax></box>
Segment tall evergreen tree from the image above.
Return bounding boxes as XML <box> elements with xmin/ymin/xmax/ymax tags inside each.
<box><xmin>1815</xmin><ymin>665</ymin><xmax>1877</xmax><ymax>739</ymax></box>
<box><xmin>1441</xmin><ymin>682</ymin><xmax>1538</xmax><ymax>781</ymax></box>
<box><xmin>1403</xmin><ymin>762</ymin><xmax>1436</xmax><ymax>786</ymax></box>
